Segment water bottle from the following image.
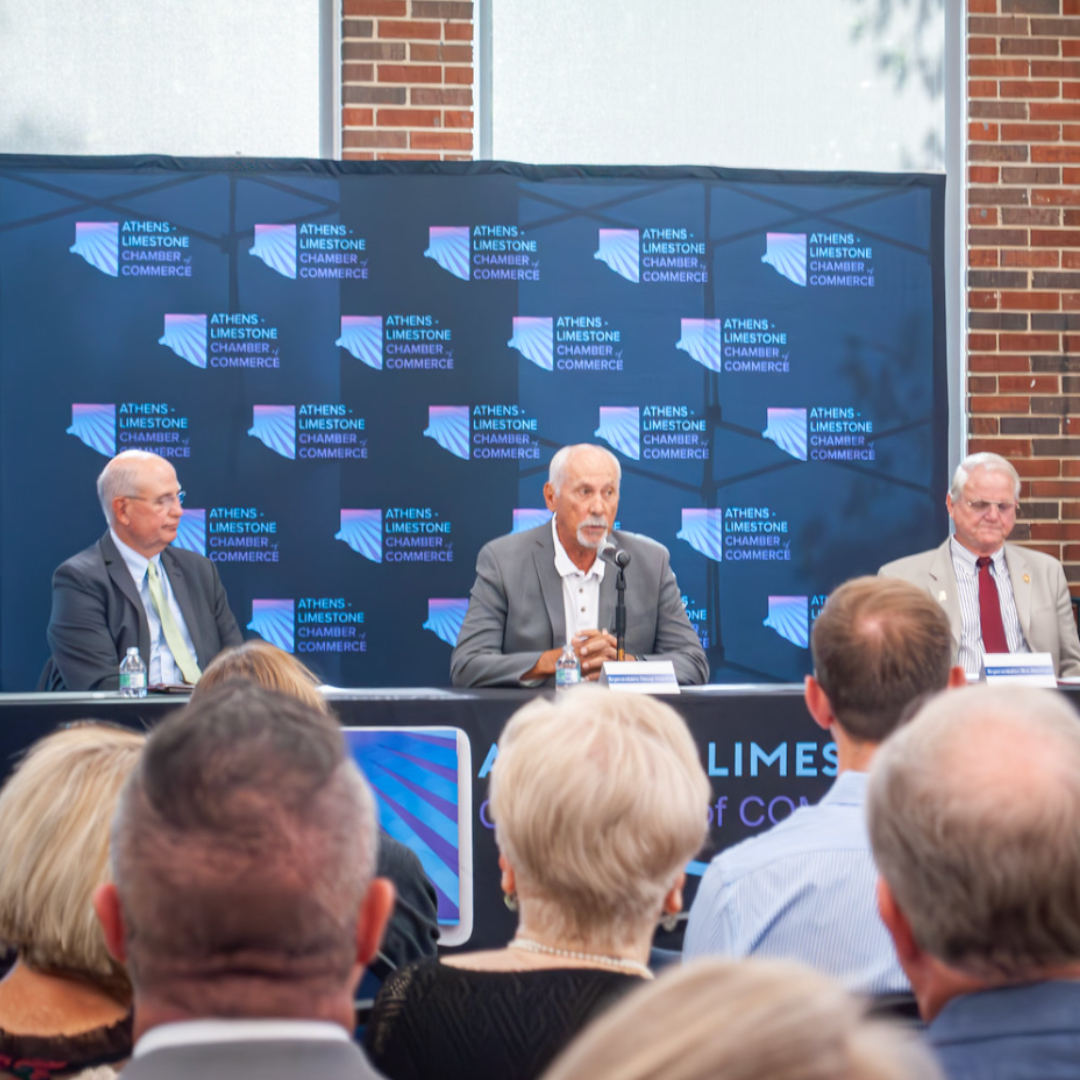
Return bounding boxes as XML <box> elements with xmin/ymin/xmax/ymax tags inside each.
<box><xmin>555</xmin><ymin>641</ymin><xmax>581</xmax><ymax>695</ymax></box>
<box><xmin>119</xmin><ymin>647</ymin><xmax>147</xmax><ymax>698</ymax></box>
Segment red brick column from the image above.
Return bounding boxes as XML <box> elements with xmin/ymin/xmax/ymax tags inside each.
<box><xmin>341</xmin><ymin>0</ymin><xmax>474</xmax><ymax>161</ymax></box>
<box><xmin>967</xmin><ymin>0</ymin><xmax>1080</xmax><ymax>591</ymax></box>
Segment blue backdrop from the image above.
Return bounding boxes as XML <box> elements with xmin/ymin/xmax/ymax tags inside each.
<box><xmin>0</xmin><ymin>156</ymin><xmax>947</xmax><ymax>689</ymax></box>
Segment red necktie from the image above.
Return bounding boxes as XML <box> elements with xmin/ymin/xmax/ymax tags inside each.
<box><xmin>976</xmin><ymin>556</ymin><xmax>1009</xmax><ymax>654</ymax></box>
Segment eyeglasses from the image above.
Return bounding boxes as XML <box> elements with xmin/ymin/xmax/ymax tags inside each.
<box><xmin>964</xmin><ymin>499</ymin><xmax>1017</xmax><ymax>516</ymax></box>
<box><xmin>125</xmin><ymin>490</ymin><xmax>185</xmax><ymax>510</ymax></box>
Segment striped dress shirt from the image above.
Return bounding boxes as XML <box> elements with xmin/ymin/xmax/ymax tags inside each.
<box><xmin>683</xmin><ymin>770</ymin><xmax>908</xmax><ymax>995</ymax></box>
<box><xmin>950</xmin><ymin>538</ymin><xmax>1028</xmax><ymax>679</ymax></box>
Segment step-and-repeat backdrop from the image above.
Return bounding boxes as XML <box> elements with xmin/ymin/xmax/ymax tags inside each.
<box><xmin>0</xmin><ymin>157</ymin><xmax>946</xmax><ymax>690</ymax></box>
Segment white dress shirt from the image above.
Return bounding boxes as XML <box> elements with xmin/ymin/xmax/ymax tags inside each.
<box><xmin>134</xmin><ymin>1018</ymin><xmax>348</xmax><ymax>1059</ymax></box>
<box><xmin>551</xmin><ymin>515</ymin><xmax>606</xmax><ymax>643</ymax></box>
<box><xmin>111</xmin><ymin>529</ymin><xmax>200</xmax><ymax>685</ymax></box>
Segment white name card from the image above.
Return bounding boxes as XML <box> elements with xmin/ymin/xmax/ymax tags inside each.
<box><xmin>982</xmin><ymin>652</ymin><xmax>1057</xmax><ymax>687</ymax></box>
<box><xmin>598</xmin><ymin>660</ymin><xmax>680</xmax><ymax>694</ymax></box>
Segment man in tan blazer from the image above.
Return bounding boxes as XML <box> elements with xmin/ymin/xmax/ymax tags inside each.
<box><xmin>879</xmin><ymin>452</ymin><xmax>1080</xmax><ymax>679</ymax></box>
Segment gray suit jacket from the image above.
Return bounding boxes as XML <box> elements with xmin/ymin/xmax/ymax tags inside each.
<box><xmin>120</xmin><ymin>1037</ymin><xmax>387</xmax><ymax>1080</ymax></box>
<box><xmin>879</xmin><ymin>538</ymin><xmax>1080</xmax><ymax>678</ymax></box>
<box><xmin>43</xmin><ymin>531</ymin><xmax>243</xmax><ymax>691</ymax></box>
<box><xmin>450</xmin><ymin>523</ymin><xmax>709</xmax><ymax>687</ymax></box>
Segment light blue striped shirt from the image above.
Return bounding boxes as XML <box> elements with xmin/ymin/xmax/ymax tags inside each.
<box><xmin>683</xmin><ymin>771</ymin><xmax>908</xmax><ymax>995</ymax></box>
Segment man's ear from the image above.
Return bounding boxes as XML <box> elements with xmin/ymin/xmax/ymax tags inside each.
<box><xmin>876</xmin><ymin>876</ymin><xmax>919</xmax><ymax>968</ymax></box>
<box><xmin>946</xmin><ymin>665</ymin><xmax>968</xmax><ymax>689</ymax></box>
<box><xmin>542</xmin><ymin>482</ymin><xmax>556</xmax><ymax>512</ymax></box>
<box><xmin>93</xmin><ymin>882</ymin><xmax>128</xmax><ymax>964</ymax></box>
<box><xmin>355</xmin><ymin>878</ymin><xmax>396</xmax><ymax>970</ymax></box>
<box><xmin>804</xmin><ymin>675</ymin><xmax>835</xmax><ymax>733</ymax></box>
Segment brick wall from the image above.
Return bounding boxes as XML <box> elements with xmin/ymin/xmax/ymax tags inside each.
<box><xmin>968</xmin><ymin>0</ymin><xmax>1080</xmax><ymax>591</ymax></box>
<box><xmin>341</xmin><ymin>0</ymin><xmax>474</xmax><ymax>161</ymax></box>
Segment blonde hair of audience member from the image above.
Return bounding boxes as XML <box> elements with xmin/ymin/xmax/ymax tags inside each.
<box><xmin>459</xmin><ymin>684</ymin><xmax>710</xmax><ymax>972</ymax></box>
<box><xmin>0</xmin><ymin>723</ymin><xmax>145</xmax><ymax>1032</ymax></box>
<box><xmin>192</xmin><ymin>639</ymin><xmax>328</xmax><ymax>714</ymax></box>
<box><xmin>541</xmin><ymin>958</ymin><xmax>942</xmax><ymax>1080</ymax></box>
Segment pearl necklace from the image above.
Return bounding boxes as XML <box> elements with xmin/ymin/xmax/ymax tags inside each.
<box><xmin>509</xmin><ymin>936</ymin><xmax>654</xmax><ymax>979</ymax></box>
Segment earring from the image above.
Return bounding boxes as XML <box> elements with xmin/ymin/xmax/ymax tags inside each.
<box><xmin>659</xmin><ymin>910</ymin><xmax>679</xmax><ymax>933</ymax></box>
<box><xmin>504</xmin><ymin>891</ymin><xmax>519</xmax><ymax>913</ymax></box>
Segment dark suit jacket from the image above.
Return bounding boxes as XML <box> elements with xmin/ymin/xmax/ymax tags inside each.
<box><xmin>449</xmin><ymin>523</ymin><xmax>709</xmax><ymax>687</ymax></box>
<box><xmin>43</xmin><ymin>531</ymin><xmax>243</xmax><ymax>691</ymax></box>
<box><xmin>120</xmin><ymin>1036</ymin><xmax>388</xmax><ymax>1080</ymax></box>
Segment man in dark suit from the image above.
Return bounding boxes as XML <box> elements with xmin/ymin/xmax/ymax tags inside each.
<box><xmin>450</xmin><ymin>443</ymin><xmax>708</xmax><ymax>687</ymax></box>
<box><xmin>44</xmin><ymin>449</ymin><xmax>242</xmax><ymax>690</ymax></box>
<box><xmin>94</xmin><ymin>681</ymin><xmax>395</xmax><ymax>1080</ymax></box>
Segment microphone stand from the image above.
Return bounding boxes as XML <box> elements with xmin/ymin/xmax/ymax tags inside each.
<box><xmin>615</xmin><ymin>562</ymin><xmax>627</xmax><ymax>662</ymax></box>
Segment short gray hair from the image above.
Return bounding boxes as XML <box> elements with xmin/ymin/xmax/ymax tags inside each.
<box><xmin>96</xmin><ymin>450</ymin><xmax>169</xmax><ymax>526</ymax></box>
<box><xmin>543</xmin><ymin>958</ymin><xmax>941</xmax><ymax>1080</ymax></box>
<box><xmin>489</xmin><ymin>685</ymin><xmax>709</xmax><ymax>946</ymax></box>
<box><xmin>548</xmin><ymin>444</ymin><xmax>621</xmax><ymax>496</ymax></box>
<box><xmin>949</xmin><ymin>452</ymin><xmax>1020</xmax><ymax>503</ymax></box>
<box><xmin>868</xmin><ymin>685</ymin><xmax>1080</xmax><ymax>980</ymax></box>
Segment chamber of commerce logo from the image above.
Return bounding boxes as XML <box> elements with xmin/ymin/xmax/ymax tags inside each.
<box><xmin>249</xmin><ymin>405</ymin><xmax>296</xmax><ymax>459</ymax></box>
<box><xmin>336</xmin><ymin>509</ymin><xmax>383</xmax><ymax>562</ymax></box>
<box><xmin>424</xmin><ymin>405</ymin><xmax>540</xmax><ymax>461</ymax></box>
<box><xmin>677</xmin><ymin>509</ymin><xmax>724</xmax><ymax>562</ymax></box>
<box><xmin>594</xmin><ymin>229</ymin><xmax>639</xmax><ymax>283</ymax></box>
<box><xmin>595</xmin><ymin>406</ymin><xmax>640</xmax><ymax>460</ymax></box>
<box><xmin>70</xmin><ymin>222</ymin><xmax>119</xmax><ymax>277</ymax></box>
<box><xmin>208</xmin><ymin>507</ymin><xmax>280</xmax><ymax>564</ymax></box>
<box><xmin>250</xmin><ymin>224</ymin><xmax>297</xmax><ymax>279</ymax></box>
<box><xmin>248</xmin><ymin>599</ymin><xmax>295</xmax><ymax>653</ymax></box>
<box><xmin>172</xmin><ymin>510</ymin><xmax>206</xmax><ymax>555</ymax></box>
<box><xmin>425</xmin><ymin>227</ymin><xmax>470</xmax><ymax>280</ymax></box>
<box><xmin>160</xmin><ymin>314</ymin><xmax>207</xmax><ymax>368</ymax></box>
<box><xmin>508</xmin><ymin>317</ymin><xmax>554</xmax><ymax>371</ymax></box>
<box><xmin>764</xmin><ymin>596</ymin><xmax>809</xmax><ymax>649</ymax></box>
<box><xmin>676</xmin><ymin>319</ymin><xmax>722</xmax><ymax>372</ymax></box>
<box><xmin>761</xmin><ymin>233</ymin><xmax>807</xmax><ymax>287</ymax></box>
<box><xmin>67</xmin><ymin>404</ymin><xmax>116</xmax><ymax>457</ymax></box>
<box><xmin>423</xmin><ymin>598</ymin><xmax>469</xmax><ymax>647</ymax></box>
<box><xmin>337</xmin><ymin>316</ymin><xmax>383</xmax><ymax>370</ymax></box>
<box><xmin>512</xmin><ymin>508</ymin><xmax>552</xmax><ymax>533</ymax></box>
<box><xmin>763</xmin><ymin>408</ymin><xmax>808</xmax><ymax>461</ymax></box>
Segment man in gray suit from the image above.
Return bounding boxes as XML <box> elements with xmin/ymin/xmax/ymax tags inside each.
<box><xmin>450</xmin><ymin>443</ymin><xmax>708</xmax><ymax>687</ymax></box>
<box><xmin>880</xmin><ymin>451</ymin><xmax>1080</xmax><ymax>679</ymax></box>
<box><xmin>43</xmin><ymin>449</ymin><xmax>242</xmax><ymax>690</ymax></box>
<box><xmin>94</xmin><ymin>681</ymin><xmax>395</xmax><ymax>1080</ymax></box>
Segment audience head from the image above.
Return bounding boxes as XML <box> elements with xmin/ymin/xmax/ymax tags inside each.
<box><xmin>192</xmin><ymin>640</ymin><xmax>328</xmax><ymax>713</ymax></box>
<box><xmin>95</xmin><ymin>682</ymin><xmax>392</xmax><ymax>1031</ymax></box>
<box><xmin>809</xmin><ymin>576</ymin><xmax>958</xmax><ymax>743</ymax></box>
<box><xmin>541</xmin><ymin>958</ymin><xmax>941</xmax><ymax>1080</ymax></box>
<box><xmin>97</xmin><ymin>450</ymin><xmax>184</xmax><ymax>558</ymax></box>
<box><xmin>489</xmin><ymin>684</ymin><xmax>710</xmax><ymax>948</ymax></box>
<box><xmin>868</xmin><ymin>686</ymin><xmax>1080</xmax><ymax>1002</ymax></box>
<box><xmin>0</xmin><ymin>721</ymin><xmax>145</xmax><ymax>1001</ymax></box>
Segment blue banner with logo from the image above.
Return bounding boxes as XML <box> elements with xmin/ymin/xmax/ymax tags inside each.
<box><xmin>0</xmin><ymin>156</ymin><xmax>947</xmax><ymax>689</ymax></box>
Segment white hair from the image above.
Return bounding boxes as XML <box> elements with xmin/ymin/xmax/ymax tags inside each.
<box><xmin>949</xmin><ymin>452</ymin><xmax>1020</xmax><ymax>502</ymax></box>
<box><xmin>96</xmin><ymin>450</ymin><xmax>171</xmax><ymax>526</ymax></box>
<box><xmin>547</xmin><ymin>444</ymin><xmax>621</xmax><ymax>496</ymax></box>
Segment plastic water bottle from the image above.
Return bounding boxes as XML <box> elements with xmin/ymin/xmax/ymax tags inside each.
<box><xmin>119</xmin><ymin>647</ymin><xmax>147</xmax><ymax>698</ymax></box>
<box><xmin>555</xmin><ymin>641</ymin><xmax>581</xmax><ymax>695</ymax></box>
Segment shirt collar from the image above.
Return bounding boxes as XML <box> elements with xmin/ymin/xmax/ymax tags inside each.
<box><xmin>820</xmin><ymin>769</ymin><xmax>868</xmax><ymax>807</ymax></box>
<box><xmin>110</xmin><ymin>527</ymin><xmax>159</xmax><ymax>583</ymax></box>
<box><xmin>551</xmin><ymin>515</ymin><xmax>606</xmax><ymax>582</ymax></box>
<box><xmin>134</xmin><ymin>1018</ymin><xmax>349</xmax><ymax>1059</ymax></box>
<box><xmin>950</xmin><ymin>535</ymin><xmax>1005</xmax><ymax>574</ymax></box>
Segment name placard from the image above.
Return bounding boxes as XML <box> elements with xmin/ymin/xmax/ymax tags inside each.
<box><xmin>982</xmin><ymin>652</ymin><xmax>1057</xmax><ymax>687</ymax></box>
<box><xmin>598</xmin><ymin>660</ymin><xmax>680</xmax><ymax>694</ymax></box>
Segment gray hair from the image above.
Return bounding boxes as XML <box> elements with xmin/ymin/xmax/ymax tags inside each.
<box><xmin>543</xmin><ymin>958</ymin><xmax>942</xmax><ymax>1080</ymax></box>
<box><xmin>97</xmin><ymin>450</ymin><xmax>170</xmax><ymax>526</ymax></box>
<box><xmin>548</xmin><ymin>444</ymin><xmax>621</xmax><ymax>496</ymax></box>
<box><xmin>489</xmin><ymin>685</ymin><xmax>709</xmax><ymax>948</ymax></box>
<box><xmin>111</xmin><ymin>682</ymin><xmax>379</xmax><ymax>1013</ymax></box>
<box><xmin>868</xmin><ymin>685</ymin><xmax>1080</xmax><ymax>980</ymax></box>
<box><xmin>949</xmin><ymin>452</ymin><xmax>1020</xmax><ymax>503</ymax></box>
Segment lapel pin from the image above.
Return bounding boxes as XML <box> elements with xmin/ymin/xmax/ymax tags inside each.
<box><xmin>1023</xmin><ymin>574</ymin><xmax>1030</xmax><ymax>584</ymax></box>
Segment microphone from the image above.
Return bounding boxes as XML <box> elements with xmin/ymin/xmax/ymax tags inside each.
<box><xmin>600</xmin><ymin>540</ymin><xmax>631</xmax><ymax>568</ymax></box>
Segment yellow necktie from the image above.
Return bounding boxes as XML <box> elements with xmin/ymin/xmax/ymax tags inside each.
<box><xmin>146</xmin><ymin>560</ymin><xmax>202</xmax><ymax>684</ymax></box>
